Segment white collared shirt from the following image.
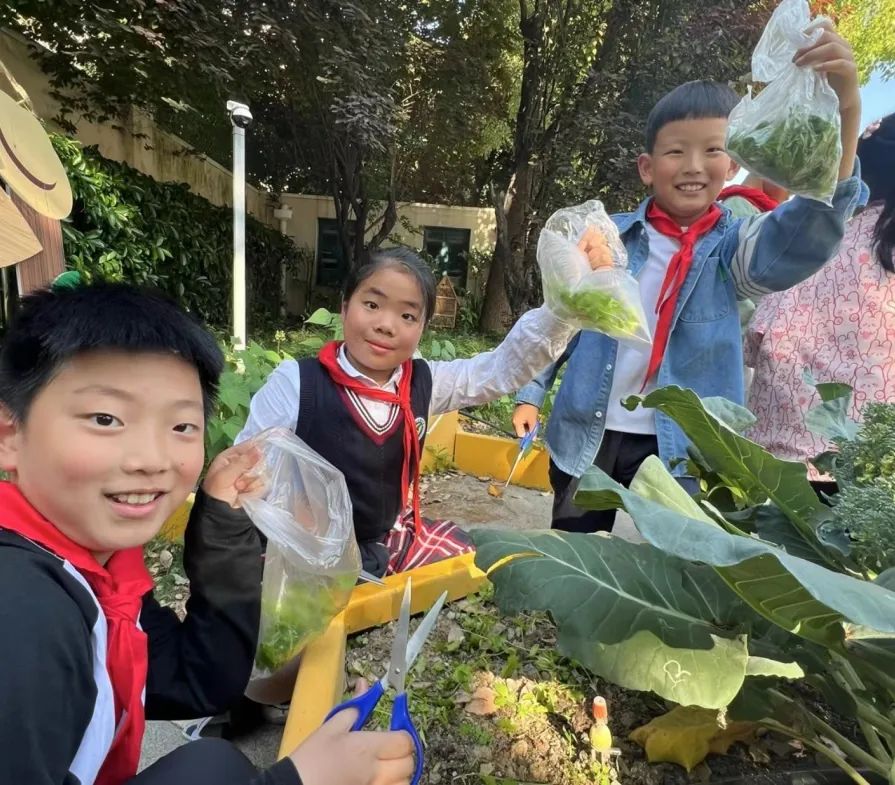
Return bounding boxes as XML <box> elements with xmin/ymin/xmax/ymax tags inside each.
<box><xmin>235</xmin><ymin>306</ymin><xmax>576</xmax><ymax>442</ymax></box>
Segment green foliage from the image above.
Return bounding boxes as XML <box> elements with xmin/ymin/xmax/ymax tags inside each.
<box><xmin>556</xmin><ymin>287</ymin><xmax>646</xmax><ymax>341</ymax></box>
<box><xmin>473</xmin><ymin>386</ymin><xmax>895</xmax><ymax>780</ymax></box>
<box><xmin>813</xmin><ymin>0</ymin><xmax>895</xmax><ymax>81</ymax></box>
<box><xmin>53</xmin><ymin>135</ymin><xmax>299</xmax><ymax>332</ymax></box>
<box><xmin>256</xmin><ymin>571</ymin><xmax>356</xmax><ymax>673</ymax></box>
<box><xmin>815</xmin><ymin>400</ymin><xmax>895</xmax><ymax>576</ymax></box>
<box><xmin>206</xmin><ymin>341</ymin><xmax>291</xmax><ymax>462</ymax></box>
<box><xmin>727</xmin><ymin>113</ymin><xmax>841</xmax><ymax>200</ymax></box>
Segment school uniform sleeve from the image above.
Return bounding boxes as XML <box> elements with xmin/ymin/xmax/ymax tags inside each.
<box><xmin>235</xmin><ymin>360</ymin><xmax>302</xmax><ymax>444</ymax></box>
<box><xmin>143</xmin><ymin>489</ymin><xmax>264</xmax><ymax>719</ymax></box>
<box><xmin>427</xmin><ymin>305</ymin><xmax>577</xmax><ymax>415</ymax></box>
<box><xmin>726</xmin><ymin>165</ymin><xmax>867</xmax><ymax>300</ymax></box>
<box><xmin>515</xmin><ymin>331</ymin><xmax>581</xmax><ymax>409</ymax></box>
<box><xmin>0</xmin><ymin>546</ymin><xmax>96</xmax><ymax>785</ymax></box>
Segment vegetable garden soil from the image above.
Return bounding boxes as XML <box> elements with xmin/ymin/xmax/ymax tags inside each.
<box><xmin>146</xmin><ymin>474</ymin><xmax>862</xmax><ymax>783</ymax></box>
<box><xmin>347</xmin><ymin>589</ymin><xmax>846</xmax><ymax>785</ymax></box>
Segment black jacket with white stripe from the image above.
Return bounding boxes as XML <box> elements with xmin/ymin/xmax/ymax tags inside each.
<box><xmin>0</xmin><ymin>489</ymin><xmax>300</xmax><ymax>785</ymax></box>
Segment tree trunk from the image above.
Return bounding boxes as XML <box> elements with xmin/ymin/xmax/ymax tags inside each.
<box><xmin>479</xmin><ymin>184</ymin><xmax>513</xmax><ymax>332</ymax></box>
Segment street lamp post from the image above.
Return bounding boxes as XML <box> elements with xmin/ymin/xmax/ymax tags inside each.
<box><xmin>226</xmin><ymin>100</ymin><xmax>252</xmax><ymax>348</ymax></box>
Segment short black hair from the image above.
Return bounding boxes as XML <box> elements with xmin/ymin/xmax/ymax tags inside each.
<box><xmin>343</xmin><ymin>247</ymin><xmax>437</xmax><ymax>323</ymax></box>
<box><xmin>0</xmin><ymin>282</ymin><xmax>223</xmax><ymax>421</ymax></box>
<box><xmin>644</xmin><ymin>80</ymin><xmax>740</xmax><ymax>153</ymax></box>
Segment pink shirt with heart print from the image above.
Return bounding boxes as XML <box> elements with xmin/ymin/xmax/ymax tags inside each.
<box><xmin>744</xmin><ymin>204</ymin><xmax>895</xmax><ymax>480</ymax></box>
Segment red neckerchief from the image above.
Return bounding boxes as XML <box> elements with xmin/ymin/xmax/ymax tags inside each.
<box><xmin>0</xmin><ymin>481</ymin><xmax>153</xmax><ymax>785</ymax></box>
<box><xmin>718</xmin><ymin>185</ymin><xmax>780</xmax><ymax>213</ymax></box>
<box><xmin>318</xmin><ymin>342</ymin><xmax>422</xmax><ymax>533</ymax></box>
<box><xmin>643</xmin><ymin>200</ymin><xmax>723</xmax><ymax>389</ymax></box>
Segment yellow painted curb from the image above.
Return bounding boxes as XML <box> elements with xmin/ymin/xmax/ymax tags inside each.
<box><xmin>453</xmin><ymin>430</ymin><xmax>551</xmax><ymax>491</ymax></box>
<box><xmin>419</xmin><ymin>410</ymin><xmax>459</xmax><ymax>474</ymax></box>
<box><xmin>278</xmin><ymin>552</ymin><xmax>486</xmax><ymax>758</ymax></box>
<box><xmin>158</xmin><ymin>493</ymin><xmax>194</xmax><ymax>542</ymax></box>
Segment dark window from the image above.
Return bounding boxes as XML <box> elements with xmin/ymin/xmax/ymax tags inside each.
<box><xmin>316</xmin><ymin>218</ymin><xmax>356</xmax><ymax>287</ymax></box>
<box><xmin>423</xmin><ymin>227</ymin><xmax>470</xmax><ymax>288</ymax></box>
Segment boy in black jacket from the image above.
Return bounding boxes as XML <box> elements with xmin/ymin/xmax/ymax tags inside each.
<box><xmin>0</xmin><ymin>282</ymin><xmax>413</xmax><ymax>785</ymax></box>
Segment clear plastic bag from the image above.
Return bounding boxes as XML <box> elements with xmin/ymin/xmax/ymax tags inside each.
<box><xmin>239</xmin><ymin>428</ymin><xmax>360</xmax><ymax>679</ymax></box>
<box><xmin>726</xmin><ymin>0</ymin><xmax>841</xmax><ymax>204</ymax></box>
<box><xmin>538</xmin><ymin>200</ymin><xmax>650</xmax><ymax>345</ymax></box>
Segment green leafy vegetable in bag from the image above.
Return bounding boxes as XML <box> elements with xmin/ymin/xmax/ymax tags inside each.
<box><xmin>727</xmin><ymin>112</ymin><xmax>840</xmax><ymax>199</ymax></box>
<box><xmin>556</xmin><ymin>287</ymin><xmax>646</xmax><ymax>340</ymax></box>
<box><xmin>255</xmin><ymin>573</ymin><xmax>356</xmax><ymax>672</ymax></box>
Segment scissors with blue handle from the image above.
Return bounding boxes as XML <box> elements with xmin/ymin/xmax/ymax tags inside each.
<box><xmin>503</xmin><ymin>420</ymin><xmax>540</xmax><ymax>490</ymax></box>
<box><xmin>324</xmin><ymin>581</ymin><xmax>447</xmax><ymax>785</ymax></box>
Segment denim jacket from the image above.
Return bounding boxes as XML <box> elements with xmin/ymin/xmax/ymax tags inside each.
<box><xmin>517</xmin><ymin>171</ymin><xmax>866</xmax><ymax>478</ymax></box>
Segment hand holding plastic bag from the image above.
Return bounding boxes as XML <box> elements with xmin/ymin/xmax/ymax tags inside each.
<box><xmin>538</xmin><ymin>199</ymin><xmax>650</xmax><ymax>345</ymax></box>
<box><xmin>726</xmin><ymin>0</ymin><xmax>841</xmax><ymax>204</ymax></box>
<box><xmin>239</xmin><ymin>428</ymin><xmax>360</xmax><ymax>678</ymax></box>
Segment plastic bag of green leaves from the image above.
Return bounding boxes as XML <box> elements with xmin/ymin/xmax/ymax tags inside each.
<box><xmin>538</xmin><ymin>200</ymin><xmax>650</xmax><ymax>345</ymax></box>
<box><xmin>726</xmin><ymin>0</ymin><xmax>841</xmax><ymax>204</ymax></box>
<box><xmin>240</xmin><ymin>427</ymin><xmax>360</xmax><ymax>681</ymax></box>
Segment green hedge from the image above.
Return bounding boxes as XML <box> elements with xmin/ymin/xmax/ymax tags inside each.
<box><xmin>52</xmin><ymin>135</ymin><xmax>300</xmax><ymax>331</ymax></box>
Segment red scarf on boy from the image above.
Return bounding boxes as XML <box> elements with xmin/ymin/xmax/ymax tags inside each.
<box><xmin>717</xmin><ymin>184</ymin><xmax>780</xmax><ymax>213</ymax></box>
<box><xmin>318</xmin><ymin>342</ymin><xmax>422</xmax><ymax>533</ymax></box>
<box><xmin>643</xmin><ymin>200</ymin><xmax>723</xmax><ymax>388</ymax></box>
<box><xmin>0</xmin><ymin>481</ymin><xmax>153</xmax><ymax>785</ymax></box>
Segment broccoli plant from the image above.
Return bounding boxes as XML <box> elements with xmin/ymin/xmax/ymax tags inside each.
<box><xmin>813</xmin><ymin>399</ymin><xmax>895</xmax><ymax>576</ymax></box>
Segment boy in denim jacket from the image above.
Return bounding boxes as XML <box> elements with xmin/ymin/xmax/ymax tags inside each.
<box><xmin>513</xmin><ymin>24</ymin><xmax>865</xmax><ymax>534</ymax></box>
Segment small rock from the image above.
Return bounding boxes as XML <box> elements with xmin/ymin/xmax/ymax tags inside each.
<box><xmin>464</xmin><ymin>686</ymin><xmax>497</xmax><ymax>716</ymax></box>
<box><xmin>429</xmin><ymin>773</ymin><xmax>441</xmax><ymax>784</ymax></box>
<box><xmin>689</xmin><ymin>762</ymin><xmax>712</xmax><ymax>783</ymax></box>
<box><xmin>174</xmin><ymin>593</ymin><xmax>183</xmax><ymax>600</ymax></box>
<box><xmin>158</xmin><ymin>549</ymin><xmax>174</xmax><ymax>570</ymax></box>
<box><xmin>477</xmin><ymin>476</ymin><xmax>491</xmax><ymax>483</ymax></box>
<box><xmin>446</xmin><ymin>623</ymin><xmax>466</xmax><ymax>645</ymax></box>
<box><xmin>472</xmin><ymin>745</ymin><xmax>492</xmax><ymax>763</ymax></box>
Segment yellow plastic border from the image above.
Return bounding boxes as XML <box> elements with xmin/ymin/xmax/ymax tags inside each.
<box><xmin>278</xmin><ymin>552</ymin><xmax>486</xmax><ymax>757</ymax></box>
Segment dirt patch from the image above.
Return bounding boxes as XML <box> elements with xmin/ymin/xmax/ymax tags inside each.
<box><xmin>421</xmin><ymin>472</ymin><xmax>553</xmax><ymax>532</ymax></box>
<box><xmin>345</xmin><ymin>590</ymin><xmax>815</xmax><ymax>785</ymax></box>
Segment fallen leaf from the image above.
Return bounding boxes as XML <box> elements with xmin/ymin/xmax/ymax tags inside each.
<box><xmin>629</xmin><ymin>706</ymin><xmax>760</xmax><ymax>771</ymax></box>
<box><xmin>465</xmin><ymin>686</ymin><xmax>498</xmax><ymax>716</ymax></box>
<box><xmin>488</xmin><ymin>483</ymin><xmax>504</xmax><ymax>498</ymax></box>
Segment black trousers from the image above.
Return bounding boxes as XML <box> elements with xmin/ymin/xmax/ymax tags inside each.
<box><xmin>549</xmin><ymin>430</ymin><xmax>659</xmax><ymax>534</ymax></box>
<box><xmin>129</xmin><ymin>738</ymin><xmax>265</xmax><ymax>785</ymax></box>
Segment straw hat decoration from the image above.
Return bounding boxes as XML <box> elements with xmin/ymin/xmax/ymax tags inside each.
<box><xmin>0</xmin><ymin>59</ymin><xmax>73</xmax><ymax>269</ymax></box>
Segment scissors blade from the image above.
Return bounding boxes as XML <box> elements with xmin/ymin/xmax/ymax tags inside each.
<box><xmin>404</xmin><ymin>590</ymin><xmax>448</xmax><ymax>671</ymax></box>
<box><xmin>385</xmin><ymin>580</ymin><xmax>412</xmax><ymax>694</ymax></box>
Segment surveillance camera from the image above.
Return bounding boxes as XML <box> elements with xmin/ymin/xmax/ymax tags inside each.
<box><xmin>226</xmin><ymin>100</ymin><xmax>253</xmax><ymax>129</ymax></box>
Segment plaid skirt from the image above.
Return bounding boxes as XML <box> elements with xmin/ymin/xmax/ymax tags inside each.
<box><xmin>385</xmin><ymin>511</ymin><xmax>475</xmax><ymax>575</ymax></box>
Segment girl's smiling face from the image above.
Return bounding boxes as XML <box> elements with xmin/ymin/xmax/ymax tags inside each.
<box><xmin>340</xmin><ymin>264</ymin><xmax>427</xmax><ymax>384</ymax></box>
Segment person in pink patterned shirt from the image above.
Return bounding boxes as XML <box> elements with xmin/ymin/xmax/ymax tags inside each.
<box><xmin>745</xmin><ymin>114</ymin><xmax>895</xmax><ymax>495</ymax></box>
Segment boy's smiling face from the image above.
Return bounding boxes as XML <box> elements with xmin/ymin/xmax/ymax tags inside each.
<box><xmin>0</xmin><ymin>350</ymin><xmax>205</xmax><ymax>563</ymax></box>
<box><xmin>638</xmin><ymin>117</ymin><xmax>738</xmax><ymax>226</ymax></box>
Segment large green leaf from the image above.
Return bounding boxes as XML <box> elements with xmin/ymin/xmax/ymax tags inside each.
<box><xmin>803</xmin><ymin>370</ymin><xmax>859</xmax><ymax>441</ymax></box>
<box><xmin>582</xmin><ymin>462</ymin><xmax>895</xmax><ymax>644</ymax></box>
<box><xmin>471</xmin><ymin>528</ymin><xmax>752</xmax><ymax>708</ymax></box>
<box><xmin>622</xmin><ymin>387</ymin><xmax>834</xmax><ymax>565</ymax></box>
<box><xmin>702</xmin><ymin>397</ymin><xmax>757</xmax><ymax>433</ymax></box>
